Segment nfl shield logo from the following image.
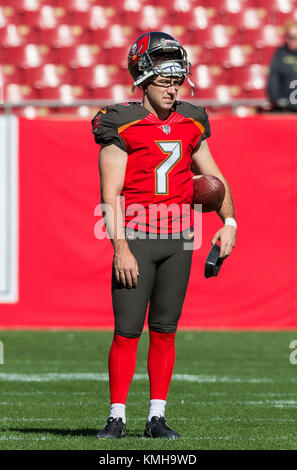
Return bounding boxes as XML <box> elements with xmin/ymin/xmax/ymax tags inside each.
<box><xmin>162</xmin><ymin>125</ymin><xmax>171</xmax><ymax>134</ymax></box>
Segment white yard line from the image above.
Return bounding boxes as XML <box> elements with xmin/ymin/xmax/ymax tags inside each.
<box><xmin>1</xmin><ymin>416</ymin><xmax>297</xmax><ymax>423</ymax></box>
<box><xmin>2</xmin><ymin>400</ymin><xmax>297</xmax><ymax>408</ymax></box>
<box><xmin>0</xmin><ymin>435</ymin><xmax>295</xmax><ymax>443</ymax></box>
<box><xmin>0</xmin><ymin>436</ymin><xmax>49</xmax><ymax>441</ymax></box>
<box><xmin>0</xmin><ymin>372</ymin><xmax>274</xmax><ymax>383</ymax></box>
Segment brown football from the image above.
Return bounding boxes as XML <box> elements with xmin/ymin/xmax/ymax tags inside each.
<box><xmin>193</xmin><ymin>175</ymin><xmax>225</xmax><ymax>212</ymax></box>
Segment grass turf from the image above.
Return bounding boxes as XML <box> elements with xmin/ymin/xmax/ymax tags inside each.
<box><xmin>0</xmin><ymin>330</ymin><xmax>297</xmax><ymax>450</ymax></box>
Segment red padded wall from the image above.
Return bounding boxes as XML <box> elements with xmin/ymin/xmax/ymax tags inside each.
<box><xmin>0</xmin><ymin>114</ymin><xmax>297</xmax><ymax>329</ymax></box>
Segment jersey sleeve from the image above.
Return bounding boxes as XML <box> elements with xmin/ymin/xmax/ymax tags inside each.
<box><xmin>91</xmin><ymin>105</ymin><xmax>127</xmax><ymax>152</ymax></box>
<box><xmin>197</xmin><ymin>106</ymin><xmax>211</xmax><ymax>141</ymax></box>
<box><xmin>189</xmin><ymin>104</ymin><xmax>211</xmax><ymax>151</ymax></box>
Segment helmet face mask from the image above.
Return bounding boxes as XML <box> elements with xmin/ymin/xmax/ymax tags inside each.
<box><xmin>128</xmin><ymin>31</ymin><xmax>194</xmax><ymax>95</ymax></box>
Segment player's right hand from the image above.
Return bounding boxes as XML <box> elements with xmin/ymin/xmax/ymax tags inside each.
<box><xmin>113</xmin><ymin>245</ymin><xmax>139</xmax><ymax>288</ymax></box>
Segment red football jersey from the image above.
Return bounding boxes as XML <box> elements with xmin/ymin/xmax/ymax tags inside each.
<box><xmin>92</xmin><ymin>101</ymin><xmax>211</xmax><ymax>233</ymax></box>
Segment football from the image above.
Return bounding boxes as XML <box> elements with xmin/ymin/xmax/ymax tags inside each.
<box><xmin>193</xmin><ymin>175</ymin><xmax>225</xmax><ymax>212</ymax></box>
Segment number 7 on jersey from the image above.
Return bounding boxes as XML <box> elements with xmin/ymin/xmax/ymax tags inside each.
<box><xmin>154</xmin><ymin>141</ymin><xmax>182</xmax><ymax>195</ymax></box>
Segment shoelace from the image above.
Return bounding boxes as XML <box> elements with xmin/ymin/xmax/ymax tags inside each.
<box><xmin>159</xmin><ymin>417</ymin><xmax>171</xmax><ymax>430</ymax></box>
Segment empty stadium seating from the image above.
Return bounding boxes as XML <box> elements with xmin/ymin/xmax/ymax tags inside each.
<box><xmin>230</xmin><ymin>64</ymin><xmax>269</xmax><ymax>99</ymax></box>
<box><xmin>0</xmin><ymin>64</ymin><xmax>20</xmax><ymax>84</ymax></box>
<box><xmin>39</xmin><ymin>83</ymin><xmax>89</xmax><ymax>100</ymax></box>
<box><xmin>4</xmin><ymin>83</ymin><xmax>38</xmax><ymax>101</ymax></box>
<box><xmin>5</xmin><ymin>43</ymin><xmax>57</xmax><ymax>67</ymax></box>
<box><xmin>0</xmin><ymin>0</ymin><xmax>296</xmax><ymax>114</ymax></box>
<box><xmin>57</xmin><ymin>44</ymin><xmax>104</xmax><ymax>67</ymax></box>
<box><xmin>24</xmin><ymin>63</ymin><xmax>72</xmax><ymax>87</ymax></box>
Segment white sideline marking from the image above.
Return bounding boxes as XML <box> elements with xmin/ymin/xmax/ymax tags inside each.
<box><xmin>0</xmin><ymin>372</ymin><xmax>273</xmax><ymax>383</ymax></box>
<box><xmin>189</xmin><ymin>436</ymin><xmax>295</xmax><ymax>441</ymax></box>
<box><xmin>212</xmin><ymin>416</ymin><xmax>297</xmax><ymax>423</ymax></box>
<box><xmin>2</xmin><ymin>416</ymin><xmax>297</xmax><ymax>424</ymax></box>
<box><xmin>2</xmin><ymin>399</ymin><xmax>297</xmax><ymax>408</ymax></box>
<box><xmin>0</xmin><ymin>436</ymin><xmax>49</xmax><ymax>441</ymax></box>
<box><xmin>1</xmin><ymin>416</ymin><xmax>191</xmax><ymax>422</ymax></box>
<box><xmin>0</xmin><ymin>435</ymin><xmax>295</xmax><ymax>443</ymax></box>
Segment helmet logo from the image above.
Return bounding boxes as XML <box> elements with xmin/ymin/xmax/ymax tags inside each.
<box><xmin>128</xmin><ymin>34</ymin><xmax>150</xmax><ymax>65</ymax></box>
<box><xmin>130</xmin><ymin>42</ymin><xmax>138</xmax><ymax>54</ymax></box>
<box><xmin>131</xmin><ymin>43</ymin><xmax>143</xmax><ymax>62</ymax></box>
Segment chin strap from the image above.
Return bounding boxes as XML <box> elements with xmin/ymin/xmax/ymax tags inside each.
<box><xmin>131</xmin><ymin>69</ymin><xmax>156</xmax><ymax>93</ymax></box>
<box><xmin>185</xmin><ymin>75</ymin><xmax>195</xmax><ymax>97</ymax></box>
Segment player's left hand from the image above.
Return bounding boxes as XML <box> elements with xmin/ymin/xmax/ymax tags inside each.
<box><xmin>211</xmin><ymin>226</ymin><xmax>236</xmax><ymax>258</ymax></box>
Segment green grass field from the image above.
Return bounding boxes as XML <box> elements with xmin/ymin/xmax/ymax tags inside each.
<box><xmin>1</xmin><ymin>330</ymin><xmax>297</xmax><ymax>450</ymax></box>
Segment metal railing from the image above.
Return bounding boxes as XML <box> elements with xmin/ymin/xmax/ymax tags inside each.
<box><xmin>0</xmin><ymin>99</ymin><xmax>272</xmax><ymax>114</ymax></box>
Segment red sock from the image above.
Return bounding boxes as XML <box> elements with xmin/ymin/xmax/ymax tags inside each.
<box><xmin>108</xmin><ymin>334</ymin><xmax>140</xmax><ymax>404</ymax></box>
<box><xmin>147</xmin><ymin>330</ymin><xmax>176</xmax><ymax>400</ymax></box>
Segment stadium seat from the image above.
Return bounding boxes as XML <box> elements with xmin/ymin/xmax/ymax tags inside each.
<box><xmin>167</xmin><ymin>0</ymin><xmax>199</xmax><ymax>12</ymax></box>
<box><xmin>123</xmin><ymin>5</ymin><xmax>170</xmax><ymax>30</ymax></box>
<box><xmin>108</xmin><ymin>0</ymin><xmax>144</xmax><ymax>11</ymax></box>
<box><xmin>172</xmin><ymin>7</ymin><xmax>220</xmax><ymax>29</ymax></box>
<box><xmin>24</xmin><ymin>64</ymin><xmax>72</xmax><ymax>88</ymax></box>
<box><xmin>22</xmin><ymin>5</ymin><xmax>67</xmax><ymax>29</ymax></box>
<box><xmin>0</xmin><ymin>6</ymin><xmax>20</xmax><ymax>25</ymax></box>
<box><xmin>90</xmin><ymin>84</ymin><xmax>142</xmax><ymax>101</ymax></box>
<box><xmin>7</xmin><ymin>0</ymin><xmax>57</xmax><ymax>10</ymax></box>
<box><xmin>183</xmin><ymin>44</ymin><xmax>208</xmax><ymax>67</ymax></box>
<box><xmin>4</xmin><ymin>83</ymin><xmax>38</xmax><ymax>102</ymax></box>
<box><xmin>271</xmin><ymin>9</ymin><xmax>297</xmax><ymax>26</ymax></box>
<box><xmin>192</xmin><ymin>64</ymin><xmax>229</xmax><ymax>90</ymax></box>
<box><xmin>117</xmin><ymin>67</ymin><xmax>134</xmax><ymax>86</ymax></box>
<box><xmin>90</xmin><ymin>85</ymin><xmax>126</xmax><ymax>101</ymax></box>
<box><xmin>260</xmin><ymin>46</ymin><xmax>279</xmax><ymax>64</ymax></box>
<box><xmin>195</xmin><ymin>84</ymin><xmax>244</xmax><ymax>101</ymax></box>
<box><xmin>176</xmin><ymin>84</ymin><xmax>198</xmax><ymax>100</ymax></box>
<box><xmin>224</xmin><ymin>7</ymin><xmax>269</xmax><ymax>29</ymax></box>
<box><xmin>74</xmin><ymin>64</ymin><xmax>123</xmax><ymax>88</ymax></box>
<box><xmin>7</xmin><ymin>0</ymin><xmax>38</xmax><ymax>10</ymax></box>
<box><xmin>39</xmin><ymin>84</ymin><xmax>89</xmax><ymax>101</ymax></box>
<box><xmin>244</xmin><ymin>88</ymin><xmax>268</xmax><ymax>99</ymax></box>
<box><xmin>40</xmin><ymin>24</ymin><xmax>87</xmax><ymax>47</ymax></box>
<box><xmin>54</xmin><ymin>104</ymin><xmax>97</xmax><ymax>116</ymax></box>
<box><xmin>105</xmin><ymin>45</ymin><xmax>129</xmax><ymax>69</ymax></box>
<box><xmin>58</xmin><ymin>44</ymin><xmax>104</xmax><ymax>68</ymax></box>
<box><xmin>210</xmin><ymin>44</ymin><xmax>258</xmax><ymax>67</ymax></box>
<box><xmin>72</xmin><ymin>6</ymin><xmax>120</xmax><ymax>29</ymax></box>
<box><xmin>0</xmin><ymin>24</ymin><xmax>35</xmax><ymax>47</ymax></box>
<box><xmin>6</xmin><ymin>44</ymin><xmax>57</xmax><ymax>67</ymax></box>
<box><xmin>192</xmin><ymin>24</ymin><xmax>238</xmax><ymax>49</ymax></box>
<box><xmin>0</xmin><ymin>64</ymin><xmax>20</xmax><ymax>84</ymax></box>
<box><xmin>55</xmin><ymin>0</ymin><xmax>93</xmax><ymax>12</ymax></box>
<box><xmin>91</xmin><ymin>24</ymin><xmax>136</xmax><ymax>48</ymax></box>
<box><xmin>257</xmin><ymin>0</ymin><xmax>296</xmax><ymax>24</ymax></box>
<box><xmin>12</xmin><ymin>105</ymin><xmax>52</xmax><ymax>118</ymax></box>
<box><xmin>230</xmin><ymin>64</ymin><xmax>268</xmax><ymax>98</ymax></box>
<box><xmin>160</xmin><ymin>24</ymin><xmax>191</xmax><ymax>44</ymax></box>
<box><xmin>203</xmin><ymin>0</ymin><xmax>251</xmax><ymax>13</ymax></box>
<box><xmin>241</xmin><ymin>24</ymin><xmax>284</xmax><ymax>47</ymax></box>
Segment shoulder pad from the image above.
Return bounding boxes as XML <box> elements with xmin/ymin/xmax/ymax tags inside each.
<box><xmin>91</xmin><ymin>102</ymin><xmax>148</xmax><ymax>150</ymax></box>
<box><xmin>176</xmin><ymin>101</ymin><xmax>211</xmax><ymax>142</ymax></box>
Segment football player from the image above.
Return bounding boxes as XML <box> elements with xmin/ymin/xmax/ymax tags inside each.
<box><xmin>91</xmin><ymin>31</ymin><xmax>236</xmax><ymax>439</ymax></box>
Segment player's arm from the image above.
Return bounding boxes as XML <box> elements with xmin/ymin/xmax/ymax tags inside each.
<box><xmin>191</xmin><ymin>140</ymin><xmax>236</xmax><ymax>258</ymax></box>
<box><xmin>99</xmin><ymin>144</ymin><xmax>139</xmax><ymax>288</ymax></box>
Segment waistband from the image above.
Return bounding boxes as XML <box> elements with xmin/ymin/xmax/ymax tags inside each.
<box><xmin>125</xmin><ymin>226</ymin><xmax>195</xmax><ymax>241</ymax></box>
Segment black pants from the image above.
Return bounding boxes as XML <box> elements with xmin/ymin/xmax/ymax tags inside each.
<box><xmin>112</xmin><ymin>229</ymin><xmax>194</xmax><ymax>338</ymax></box>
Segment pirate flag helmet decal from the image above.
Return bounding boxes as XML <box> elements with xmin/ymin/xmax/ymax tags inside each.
<box><xmin>127</xmin><ymin>31</ymin><xmax>194</xmax><ymax>95</ymax></box>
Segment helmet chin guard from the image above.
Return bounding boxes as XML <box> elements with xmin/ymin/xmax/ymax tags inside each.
<box><xmin>128</xmin><ymin>32</ymin><xmax>194</xmax><ymax>96</ymax></box>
